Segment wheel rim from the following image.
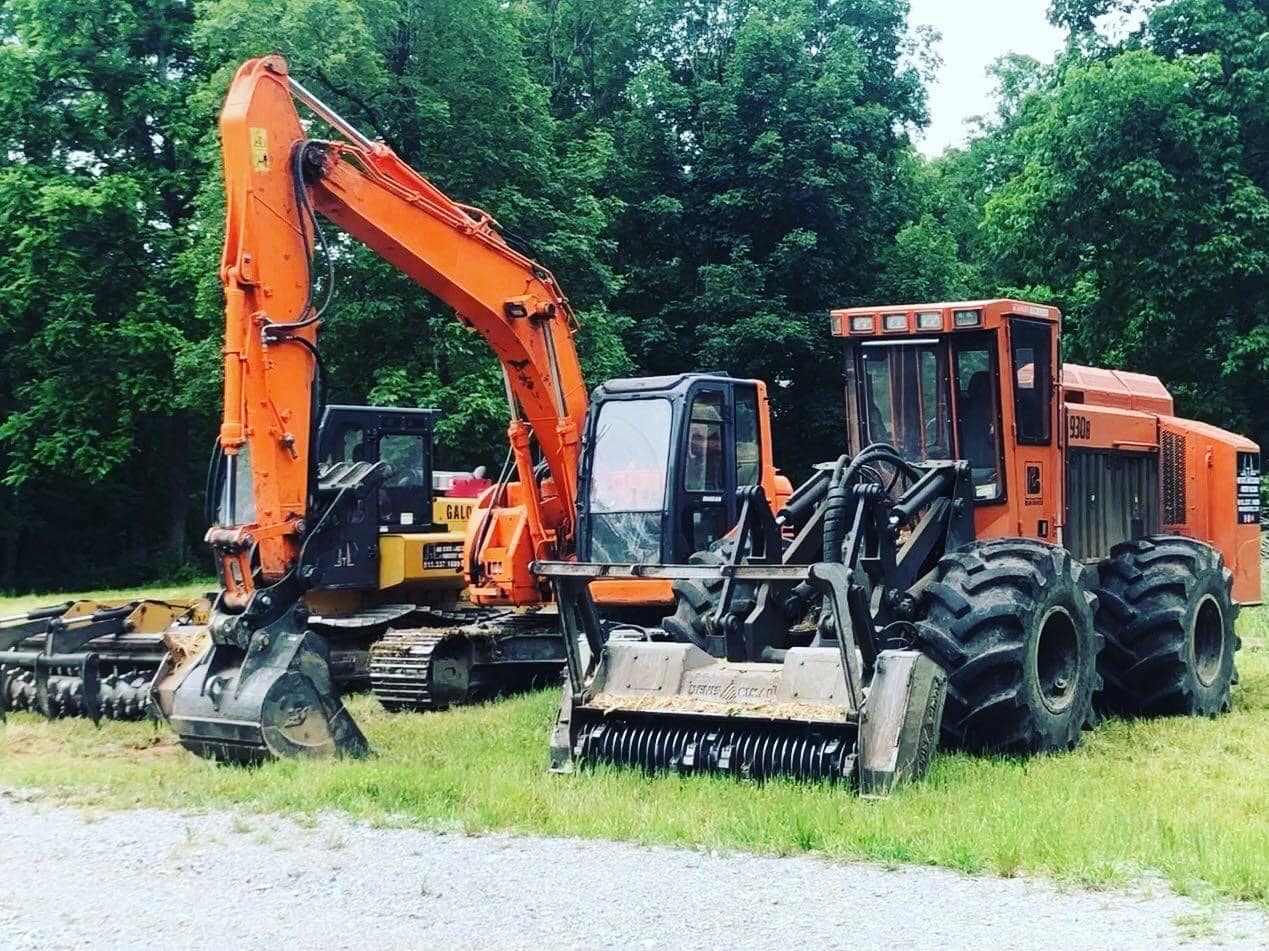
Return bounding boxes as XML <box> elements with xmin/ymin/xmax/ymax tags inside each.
<box><xmin>1192</xmin><ymin>594</ymin><xmax>1225</xmax><ymax>687</ymax></box>
<box><xmin>1035</xmin><ymin>606</ymin><xmax>1080</xmax><ymax>715</ymax></box>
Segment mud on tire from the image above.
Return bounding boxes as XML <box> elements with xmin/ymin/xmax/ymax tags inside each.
<box><xmin>1092</xmin><ymin>536</ymin><xmax>1239</xmax><ymax>717</ymax></box>
<box><xmin>918</xmin><ymin>538</ymin><xmax>1101</xmax><ymax>754</ymax></box>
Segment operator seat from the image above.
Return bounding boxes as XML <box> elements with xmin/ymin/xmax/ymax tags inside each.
<box><xmin>958</xmin><ymin>371</ymin><xmax>998</xmax><ymax>481</ymax></box>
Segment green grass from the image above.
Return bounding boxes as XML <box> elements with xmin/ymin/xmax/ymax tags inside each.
<box><xmin>2</xmin><ymin>583</ymin><xmax>1267</xmax><ymax>906</ymax></box>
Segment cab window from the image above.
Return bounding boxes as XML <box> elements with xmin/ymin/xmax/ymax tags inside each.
<box><xmin>324</xmin><ymin>425</ymin><xmax>366</xmax><ymax>466</ymax></box>
<box><xmin>859</xmin><ymin>342</ymin><xmax>952</xmax><ymax>459</ymax></box>
<box><xmin>685</xmin><ymin>391</ymin><xmax>725</xmax><ymax>492</ymax></box>
<box><xmin>586</xmin><ymin>398</ymin><xmax>673</xmax><ymax>563</ymax></box>
<box><xmin>735</xmin><ymin>388</ymin><xmax>760</xmax><ymax>486</ymax></box>
<box><xmin>1010</xmin><ymin>319</ymin><xmax>1052</xmax><ymax>444</ymax></box>
<box><xmin>380</xmin><ymin>433</ymin><xmax>425</xmax><ymax>486</ymax></box>
<box><xmin>953</xmin><ymin>340</ymin><xmax>1003</xmax><ymax>501</ymax></box>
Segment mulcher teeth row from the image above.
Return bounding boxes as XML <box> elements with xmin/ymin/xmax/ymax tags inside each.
<box><xmin>572</xmin><ymin>715</ymin><xmax>856</xmax><ymax>782</ymax></box>
<box><xmin>1</xmin><ymin>666</ymin><xmax>155</xmax><ymax>720</ymax></box>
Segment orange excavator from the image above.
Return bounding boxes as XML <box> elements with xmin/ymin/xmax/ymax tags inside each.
<box><xmin>155</xmin><ymin>56</ymin><xmax>787</xmax><ymax>761</ymax></box>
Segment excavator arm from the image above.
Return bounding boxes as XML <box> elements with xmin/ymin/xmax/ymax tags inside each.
<box><xmin>164</xmin><ymin>55</ymin><xmax>594</xmax><ymax>761</ymax></box>
<box><xmin>213</xmin><ymin>55</ymin><xmax>585</xmax><ymax>608</ymax></box>
<box><xmin>169</xmin><ymin>55</ymin><xmax>789</xmax><ymax>762</ymax></box>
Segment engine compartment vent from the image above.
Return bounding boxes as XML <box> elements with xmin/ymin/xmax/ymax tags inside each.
<box><xmin>1161</xmin><ymin>430</ymin><xmax>1187</xmax><ymax>525</ymax></box>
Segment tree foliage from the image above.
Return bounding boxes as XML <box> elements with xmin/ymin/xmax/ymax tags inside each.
<box><xmin>980</xmin><ymin>0</ymin><xmax>1269</xmax><ymax>443</ymax></box>
<box><xmin>1</xmin><ymin>0</ymin><xmax>1265</xmax><ymax>589</ymax></box>
<box><xmin>0</xmin><ymin>0</ymin><xmax>209</xmax><ymax>585</ymax></box>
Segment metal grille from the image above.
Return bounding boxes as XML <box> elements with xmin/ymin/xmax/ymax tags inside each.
<box><xmin>1162</xmin><ymin>431</ymin><xmax>1187</xmax><ymax>525</ymax></box>
<box><xmin>1064</xmin><ymin>450</ymin><xmax>1159</xmax><ymax>560</ymax></box>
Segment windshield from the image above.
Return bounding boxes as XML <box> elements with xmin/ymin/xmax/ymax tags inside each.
<box><xmin>587</xmin><ymin>398</ymin><xmax>672</xmax><ymax>562</ymax></box>
<box><xmin>589</xmin><ymin>398</ymin><xmax>672</xmax><ymax>512</ymax></box>
<box><xmin>859</xmin><ymin>342</ymin><xmax>953</xmax><ymax>460</ymax></box>
<box><xmin>856</xmin><ymin>338</ymin><xmax>1002</xmax><ymax>501</ymax></box>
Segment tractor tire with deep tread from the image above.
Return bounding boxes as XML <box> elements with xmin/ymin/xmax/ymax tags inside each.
<box><xmin>1092</xmin><ymin>536</ymin><xmax>1239</xmax><ymax>717</ymax></box>
<box><xmin>661</xmin><ymin>549</ymin><xmax>729</xmax><ymax>650</ymax></box>
<box><xmin>918</xmin><ymin>538</ymin><xmax>1102</xmax><ymax>754</ymax></box>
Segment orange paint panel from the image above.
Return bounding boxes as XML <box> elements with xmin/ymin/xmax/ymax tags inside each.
<box><xmin>1062</xmin><ymin>402</ymin><xmax>1158</xmax><ymax>452</ymax></box>
<box><xmin>1157</xmin><ymin>415</ymin><xmax>1261</xmax><ymax>604</ymax></box>
<box><xmin>1063</xmin><ymin>363</ymin><xmax>1173</xmax><ymax>415</ymax></box>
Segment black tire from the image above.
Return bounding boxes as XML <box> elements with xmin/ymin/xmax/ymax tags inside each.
<box><xmin>1092</xmin><ymin>536</ymin><xmax>1239</xmax><ymax>717</ymax></box>
<box><xmin>661</xmin><ymin>549</ymin><xmax>729</xmax><ymax>650</ymax></box>
<box><xmin>918</xmin><ymin>538</ymin><xmax>1101</xmax><ymax>754</ymax></box>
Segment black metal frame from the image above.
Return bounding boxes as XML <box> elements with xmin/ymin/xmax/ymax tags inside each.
<box><xmin>0</xmin><ymin>602</ymin><xmax>175</xmax><ymax>723</ymax></box>
<box><xmin>540</xmin><ymin>451</ymin><xmax>976</xmax><ymax>697</ymax></box>
<box><xmin>574</xmin><ymin>373</ymin><xmax>766</xmax><ymax>565</ymax></box>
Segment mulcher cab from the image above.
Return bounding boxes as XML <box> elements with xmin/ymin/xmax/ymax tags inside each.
<box><xmin>159</xmin><ymin>56</ymin><xmax>787</xmax><ymax>762</ymax></box>
<box><xmin>542</xmin><ymin>299</ymin><xmax>1259</xmax><ymax>792</ymax></box>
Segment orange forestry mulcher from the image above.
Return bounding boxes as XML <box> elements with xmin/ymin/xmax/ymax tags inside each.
<box><xmin>154</xmin><ymin>56</ymin><xmax>788</xmax><ymax>762</ymax></box>
<box><xmin>541</xmin><ymin>299</ymin><xmax>1258</xmax><ymax>793</ymax></box>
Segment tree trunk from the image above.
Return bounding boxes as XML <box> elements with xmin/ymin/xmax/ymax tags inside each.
<box><xmin>167</xmin><ymin>413</ymin><xmax>190</xmax><ymax>566</ymax></box>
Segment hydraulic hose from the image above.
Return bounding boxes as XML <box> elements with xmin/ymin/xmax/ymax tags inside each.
<box><xmin>203</xmin><ymin>435</ymin><xmax>225</xmax><ymax>527</ymax></box>
<box><xmin>822</xmin><ymin>454</ymin><xmax>852</xmax><ymax>563</ymax></box>
<box><xmin>467</xmin><ymin>447</ymin><xmax>516</xmax><ymax>583</ymax></box>
<box><xmin>821</xmin><ymin>444</ymin><xmax>923</xmax><ymax>562</ymax></box>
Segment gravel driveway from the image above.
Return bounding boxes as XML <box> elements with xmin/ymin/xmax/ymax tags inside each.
<box><xmin>0</xmin><ymin>792</ymin><xmax>1264</xmax><ymax>949</ymax></box>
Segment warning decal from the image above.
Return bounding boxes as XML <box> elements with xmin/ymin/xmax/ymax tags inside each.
<box><xmin>1236</xmin><ymin>451</ymin><xmax>1260</xmax><ymax>525</ymax></box>
<box><xmin>250</xmin><ymin>128</ymin><xmax>269</xmax><ymax>172</ymax></box>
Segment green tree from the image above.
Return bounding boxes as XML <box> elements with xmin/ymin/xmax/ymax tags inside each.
<box><xmin>536</xmin><ymin>0</ymin><xmax>930</xmax><ymax>475</ymax></box>
<box><xmin>876</xmin><ymin>213</ymin><xmax>977</xmax><ymax>302</ymax></box>
<box><xmin>982</xmin><ymin>47</ymin><xmax>1269</xmax><ymax>443</ymax></box>
<box><xmin>0</xmin><ymin>0</ymin><xmax>211</xmax><ymax>587</ymax></box>
<box><xmin>195</xmin><ymin>0</ymin><xmax>630</xmax><ymax>471</ymax></box>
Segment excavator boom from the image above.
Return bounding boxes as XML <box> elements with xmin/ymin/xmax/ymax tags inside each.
<box><xmin>214</xmin><ymin>56</ymin><xmax>584</xmax><ymax>608</ymax></box>
<box><xmin>163</xmin><ymin>56</ymin><xmax>594</xmax><ymax>761</ymax></box>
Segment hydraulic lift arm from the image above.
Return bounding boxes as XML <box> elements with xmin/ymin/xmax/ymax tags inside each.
<box><xmin>213</xmin><ymin>55</ymin><xmax>586</xmax><ymax>609</ymax></box>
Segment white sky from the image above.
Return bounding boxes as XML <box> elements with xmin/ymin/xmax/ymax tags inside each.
<box><xmin>909</xmin><ymin>0</ymin><xmax>1066</xmax><ymax>156</ymax></box>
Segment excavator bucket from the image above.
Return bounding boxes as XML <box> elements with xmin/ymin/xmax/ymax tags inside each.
<box><xmin>157</xmin><ymin>599</ymin><xmax>369</xmax><ymax>764</ymax></box>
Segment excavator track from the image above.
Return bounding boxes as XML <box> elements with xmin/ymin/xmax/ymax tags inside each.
<box><xmin>369</xmin><ymin>613</ymin><xmax>566</xmax><ymax>712</ymax></box>
<box><xmin>368</xmin><ymin>630</ymin><xmax>446</xmax><ymax>711</ymax></box>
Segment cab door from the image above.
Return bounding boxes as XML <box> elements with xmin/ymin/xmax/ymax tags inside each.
<box><xmin>376</xmin><ymin>429</ymin><xmax>433</xmax><ymax>531</ymax></box>
<box><xmin>1005</xmin><ymin>318</ymin><xmax>1059</xmax><ymax>541</ymax></box>
<box><xmin>676</xmin><ymin>385</ymin><xmax>733</xmax><ymax>557</ymax></box>
<box><xmin>672</xmin><ymin>381</ymin><xmax>763</xmax><ymax>559</ymax></box>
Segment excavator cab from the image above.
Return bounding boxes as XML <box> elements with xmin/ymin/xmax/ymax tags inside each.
<box><xmin>318</xmin><ymin>405</ymin><xmax>442</xmax><ymax>539</ymax></box>
<box><xmin>577</xmin><ymin>374</ymin><xmax>777</xmax><ymax>565</ymax></box>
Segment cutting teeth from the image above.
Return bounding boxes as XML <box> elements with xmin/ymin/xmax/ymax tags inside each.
<box><xmin>572</xmin><ymin>713</ymin><xmax>856</xmax><ymax>782</ymax></box>
<box><xmin>1</xmin><ymin>664</ymin><xmax>155</xmax><ymax>720</ymax></box>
